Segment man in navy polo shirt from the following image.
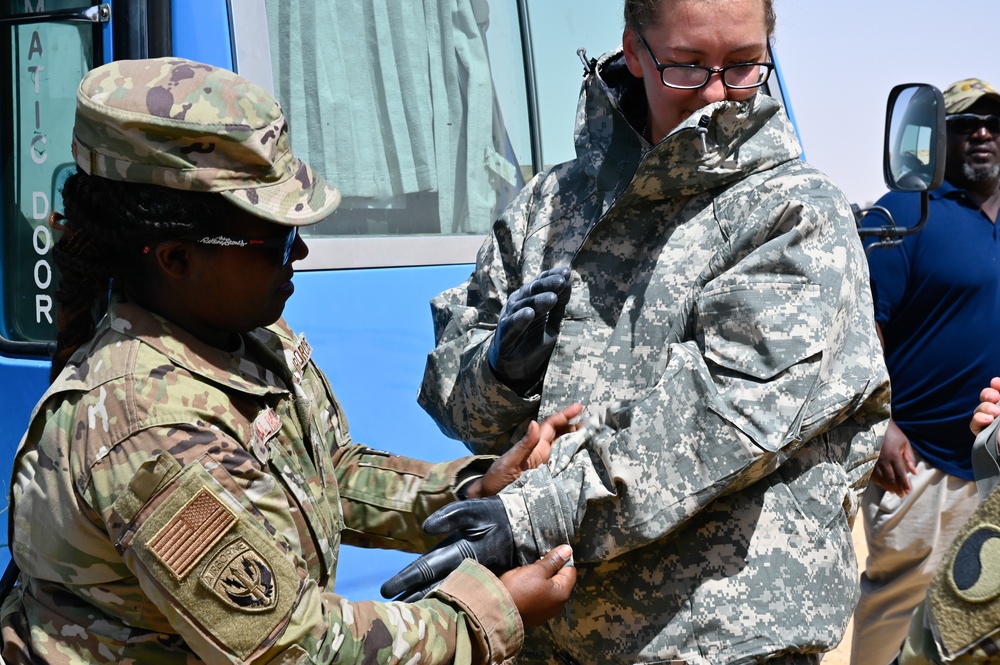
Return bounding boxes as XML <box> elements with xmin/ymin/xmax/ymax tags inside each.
<box><xmin>851</xmin><ymin>78</ymin><xmax>1000</xmax><ymax>665</ymax></box>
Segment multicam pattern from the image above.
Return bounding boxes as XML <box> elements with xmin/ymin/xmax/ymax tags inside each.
<box><xmin>0</xmin><ymin>298</ymin><xmax>520</xmax><ymax>664</ymax></box>
<box><xmin>73</xmin><ymin>57</ymin><xmax>340</xmax><ymax>225</ymax></box>
<box><xmin>418</xmin><ymin>48</ymin><xmax>890</xmax><ymax>664</ymax></box>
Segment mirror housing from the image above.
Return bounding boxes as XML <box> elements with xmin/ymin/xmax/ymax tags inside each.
<box><xmin>883</xmin><ymin>84</ymin><xmax>946</xmax><ymax>193</ymax></box>
<box><xmin>857</xmin><ymin>83</ymin><xmax>946</xmax><ymax>252</ymax></box>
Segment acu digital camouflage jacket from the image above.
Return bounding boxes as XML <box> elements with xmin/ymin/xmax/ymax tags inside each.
<box><xmin>1</xmin><ymin>298</ymin><xmax>521</xmax><ymax>664</ymax></box>
<box><xmin>418</xmin><ymin>47</ymin><xmax>890</xmax><ymax>664</ymax></box>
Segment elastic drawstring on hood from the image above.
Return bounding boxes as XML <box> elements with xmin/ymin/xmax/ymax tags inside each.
<box><xmin>696</xmin><ymin>115</ymin><xmax>712</xmax><ymax>153</ymax></box>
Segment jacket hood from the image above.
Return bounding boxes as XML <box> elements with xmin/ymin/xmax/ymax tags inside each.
<box><xmin>574</xmin><ymin>47</ymin><xmax>803</xmax><ymax>200</ymax></box>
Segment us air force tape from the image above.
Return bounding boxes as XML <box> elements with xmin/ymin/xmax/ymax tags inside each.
<box><xmin>927</xmin><ymin>484</ymin><xmax>1000</xmax><ymax>661</ymax></box>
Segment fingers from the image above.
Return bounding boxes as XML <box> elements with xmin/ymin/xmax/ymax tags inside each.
<box><xmin>972</xmin><ymin>410</ymin><xmax>998</xmax><ymax>436</ymax></box>
<box><xmin>475</xmin><ymin>422</ymin><xmax>542</xmax><ymax>497</ymax></box>
<box><xmin>501</xmin><ymin>545</ymin><xmax>576</xmax><ymax>627</ymax></box>
<box><xmin>539</xmin><ymin>403</ymin><xmax>584</xmax><ymax>441</ymax></box>
<box><xmin>526</xmin><ymin>267</ymin><xmax>571</xmax><ymax>298</ymax></box>
<box><xmin>496</xmin><ymin>305</ymin><xmax>537</xmax><ymax>344</ymax></box>
<box><xmin>380</xmin><ymin>543</ymin><xmax>465</xmax><ymax>599</ymax></box>
<box><xmin>422</xmin><ymin>501</ymin><xmax>474</xmax><ymax>535</ymax></box>
<box><xmin>533</xmin><ymin>544</ymin><xmax>574</xmax><ymax>579</ymax></box>
<box><xmin>507</xmin><ymin>421</ymin><xmax>541</xmax><ymax>467</ymax></box>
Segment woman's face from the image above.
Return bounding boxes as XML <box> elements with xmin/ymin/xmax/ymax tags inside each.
<box><xmin>176</xmin><ymin>211</ymin><xmax>310</xmax><ymax>349</ymax></box>
<box><xmin>622</xmin><ymin>0</ymin><xmax>769</xmax><ymax>144</ymax></box>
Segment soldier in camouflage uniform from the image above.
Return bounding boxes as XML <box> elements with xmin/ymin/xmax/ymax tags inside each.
<box><xmin>0</xmin><ymin>57</ymin><xmax>579</xmax><ymax>664</ymax></box>
<box><xmin>405</xmin><ymin>0</ymin><xmax>891</xmax><ymax>662</ymax></box>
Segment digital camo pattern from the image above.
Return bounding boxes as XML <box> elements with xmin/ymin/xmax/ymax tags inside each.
<box><xmin>0</xmin><ymin>297</ymin><xmax>520</xmax><ymax>664</ymax></box>
<box><xmin>419</xmin><ymin>48</ymin><xmax>890</xmax><ymax>664</ymax></box>
<box><xmin>73</xmin><ymin>57</ymin><xmax>341</xmax><ymax>226</ymax></box>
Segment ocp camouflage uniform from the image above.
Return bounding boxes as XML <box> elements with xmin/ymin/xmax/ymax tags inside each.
<box><xmin>0</xmin><ymin>298</ymin><xmax>521</xmax><ymax>664</ymax></box>
<box><xmin>418</xmin><ymin>48</ymin><xmax>890</xmax><ymax>664</ymax></box>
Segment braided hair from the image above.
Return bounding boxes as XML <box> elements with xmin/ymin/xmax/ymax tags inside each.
<box><xmin>49</xmin><ymin>170</ymin><xmax>235</xmax><ymax>380</ymax></box>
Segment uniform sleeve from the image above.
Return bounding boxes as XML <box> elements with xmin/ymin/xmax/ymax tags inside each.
<box><xmin>417</xmin><ymin>176</ymin><xmax>546</xmax><ymax>452</ymax></box>
<box><xmin>499</xmin><ymin>191</ymin><xmax>890</xmax><ymax>564</ymax></box>
<box><xmin>332</xmin><ymin>443</ymin><xmax>495</xmax><ymax>552</ymax></box>
<box><xmin>92</xmin><ymin>426</ymin><xmax>522</xmax><ymax>665</ymax></box>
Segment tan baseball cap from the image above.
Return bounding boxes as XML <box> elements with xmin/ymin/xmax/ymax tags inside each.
<box><xmin>943</xmin><ymin>78</ymin><xmax>1000</xmax><ymax>114</ymax></box>
<box><xmin>72</xmin><ymin>57</ymin><xmax>341</xmax><ymax>226</ymax></box>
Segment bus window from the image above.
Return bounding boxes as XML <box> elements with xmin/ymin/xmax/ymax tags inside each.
<box><xmin>264</xmin><ymin>0</ymin><xmax>530</xmax><ymax>270</ymax></box>
<box><xmin>1</xmin><ymin>0</ymin><xmax>98</xmax><ymax>347</ymax></box>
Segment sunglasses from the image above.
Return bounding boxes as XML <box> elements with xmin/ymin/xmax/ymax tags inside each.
<box><xmin>946</xmin><ymin>113</ymin><xmax>1000</xmax><ymax>135</ymax></box>
<box><xmin>188</xmin><ymin>226</ymin><xmax>299</xmax><ymax>266</ymax></box>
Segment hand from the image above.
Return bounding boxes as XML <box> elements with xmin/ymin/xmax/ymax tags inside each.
<box><xmin>870</xmin><ymin>419</ymin><xmax>917</xmax><ymax>497</ymax></box>
<box><xmin>380</xmin><ymin>497</ymin><xmax>513</xmax><ymax>600</ymax></box>
<box><xmin>500</xmin><ymin>545</ymin><xmax>576</xmax><ymax>627</ymax></box>
<box><xmin>488</xmin><ymin>267</ymin><xmax>572</xmax><ymax>391</ymax></box>
<box><xmin>971</xmin><ymin>377</ymin><xmax>1000</xmax><ymax>436</ymax></box>
<box><xmin>466</xmin><ymin>403</ymin><xmax>584</xmax><ymax>498</ymax></box>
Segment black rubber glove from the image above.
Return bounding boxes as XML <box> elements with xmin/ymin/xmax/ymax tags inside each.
<box><xmin>380</xmin><ymin>496</ymin><xmax>515</xmax><ymax>601</ymax></box>
<box><xmin>488</xmin><ymin>266</ymin><xmax>572</xmax><ymax>393</ymax></box>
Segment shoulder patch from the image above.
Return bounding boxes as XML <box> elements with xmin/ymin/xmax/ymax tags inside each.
<box><xmin>948</xmin><ymin>524</ymin><xmax>1000</xmax><ymax>603</ymax></box>
<box><xmin>149</xmin><ymin>488</ymin><xmax>237</xmax><ymax>579</ymax></box>
<box><xmin>201</xmin><ymin>537</ymin><xmax>278</xmax><ymax>612</ymax></box>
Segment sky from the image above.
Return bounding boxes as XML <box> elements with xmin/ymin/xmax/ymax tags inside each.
<box><xmin>773</xmin><ymin>1</ymin><xmax>999</xmax><ymax>206</ymax></box>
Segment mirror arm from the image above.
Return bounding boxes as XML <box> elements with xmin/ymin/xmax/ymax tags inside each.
<box><xmin>855</xmin><ymin>191</ymin><xmax>931</xmax><ymax>256</ymax></box>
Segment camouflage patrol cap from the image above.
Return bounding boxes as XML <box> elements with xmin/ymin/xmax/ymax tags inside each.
<box><xmin>72</xmin><ymin>57</ymin><xmax>340</xmax><ymax>226</ymax></box>
<box><xmin>942</xmin><ymin>78</ymin><xmax>1000</xmax><ymax>114</ymax></box>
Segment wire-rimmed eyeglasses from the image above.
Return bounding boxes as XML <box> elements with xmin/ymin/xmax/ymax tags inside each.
<box><xmin>187</xmin><ymin>226</ymin><xmax>299</xmax><ymax>266</ymax></box>
<box><xmin>637</xmin><ymin>34</ymin><xmax>773</xmax><ymax>91</ymax></box>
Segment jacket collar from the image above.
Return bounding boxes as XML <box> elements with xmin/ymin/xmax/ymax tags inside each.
<box><xmin>575</xmin><ymin>48</ymin><xmax>802</xmax><ymax>200</ymax></box>
<box><xmin>103</xmin><ymin>297</ymin><xmax>296</xmax><ymax>397</ymax></box>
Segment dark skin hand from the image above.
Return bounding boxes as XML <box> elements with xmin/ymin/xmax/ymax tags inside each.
<box><xmin>870</xmin><ymin>322</ymin><xmax>917</xmax><ymax>497</ymax></box>
<box><xmin>870</xmin><ymin>418</ymin><xmax>917</xmax><ymax>497</ymax></box>
<box><xmin>466</xmin><ymin>403</ymin><xmax>584</xmax><ymax>499</ymax></box>
<box><xmin>499</xmin><ymin>544</ymin><xmax>576</xmax><ymax>626</ymax></box>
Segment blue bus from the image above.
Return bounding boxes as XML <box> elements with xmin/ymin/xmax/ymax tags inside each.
<box><xmin>0</xmin><ymin>0</ymin><xmax>800</xmax><ymax>601</ymax></box>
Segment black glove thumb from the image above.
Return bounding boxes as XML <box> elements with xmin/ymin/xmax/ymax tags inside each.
<box><xmin>379</xmin><ymin>497</ymin><xmax>514</xmax><ymax>599</ymax></box>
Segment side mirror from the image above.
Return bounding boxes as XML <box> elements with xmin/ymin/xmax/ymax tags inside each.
<box><xmin>857</xmin><ymin>83</ymin><xmax>946</xmax><ymax>252</ymax></box>
<box><xmin>884</xmin><ymin>84</ymin><xmax>946</xmax><ymax>193</ymax></box>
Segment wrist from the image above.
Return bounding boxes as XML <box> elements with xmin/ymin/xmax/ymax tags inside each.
<box><xmin>456</xmin><ymin>475</ymin><xmax>483</xmax><ymax>500</ymax></box>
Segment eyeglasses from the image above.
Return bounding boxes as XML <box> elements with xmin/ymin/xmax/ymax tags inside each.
<box><xmin>637</xmin><ymin>34</ymin><xmax>773</xmax><ymax>90</ymax></box>
<box><xmin>946</xmin><ymin>113</ymin><xmax>1000</xmax><ymax>135</ymax></box>
<box><xmin>188</xmin><ymin>226</ymin><xmax>299</xmax><ymax>266</ymax></box>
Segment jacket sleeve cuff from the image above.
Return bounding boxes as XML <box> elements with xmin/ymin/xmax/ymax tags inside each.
<box><xmin>432</xmin><ymin>558</ymin><xmax>523</xmax><ymax>665</ymax></box>
<box><xmin>501</xmin><ymin>465</ymin><xmax>575</xmax><ymax>566</ymax></box>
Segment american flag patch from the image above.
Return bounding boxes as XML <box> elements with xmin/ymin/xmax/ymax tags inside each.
<box><xmin>149</xmin><ymin>489</ymin><xmax>237</xmax><ymax>580</ymax></box>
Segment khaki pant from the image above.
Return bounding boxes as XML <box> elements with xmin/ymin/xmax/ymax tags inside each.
<box><xmin>850</xmin><ymin>453</ymin><xmax>978</xmax><ymax>665</ymax></box>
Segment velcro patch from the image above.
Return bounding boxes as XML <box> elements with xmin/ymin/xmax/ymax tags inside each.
<box><xmin>201</xmin><ymin>537</ymin><xmax>278</xmax><ymax>613</ymax></box>
<box><xmin>149</xmin><ymin>488</ymin><xmax>237</xmax><ymax>579</ymax></box>
<box><xmin>930</xmin><ymin>488</ymin><xmax>1000</xmax><ymax>659</ymax></box>
<box><xmin>291</xmin><ymin>333</ymin><xmax>312</xmax><ymax>373</ymax></box>
<box><xmin>250</xmin><ymin>407</ymin><xmax>282</xmax><ymax>464</ymax></box>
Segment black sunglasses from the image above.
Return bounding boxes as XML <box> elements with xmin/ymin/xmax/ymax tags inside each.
<box><xmin>188</xmin><ymin>226</ymin><xmax>299</xmax><ymax>266</ymax></box>
<box><xmin>946</xmin><ymin>113</ymin><xmax>1000</xmax><ymax>135</ymax></box>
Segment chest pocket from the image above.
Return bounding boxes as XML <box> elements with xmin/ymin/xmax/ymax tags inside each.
<box><xmin>699</xmin><ymin>280</ymin><xmax>824</xmax><ymax>381</ymax></box>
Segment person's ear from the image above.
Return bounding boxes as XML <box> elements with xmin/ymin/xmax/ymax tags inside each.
<box><xmin>151</xmin><ymin>240</ymin><xmax>194</xmax><ymax>282</ymax></box>
<box><xmin>622</xmin><ymin>27</ymin><xmax>644</xmax><ymax>78</ymax></box>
